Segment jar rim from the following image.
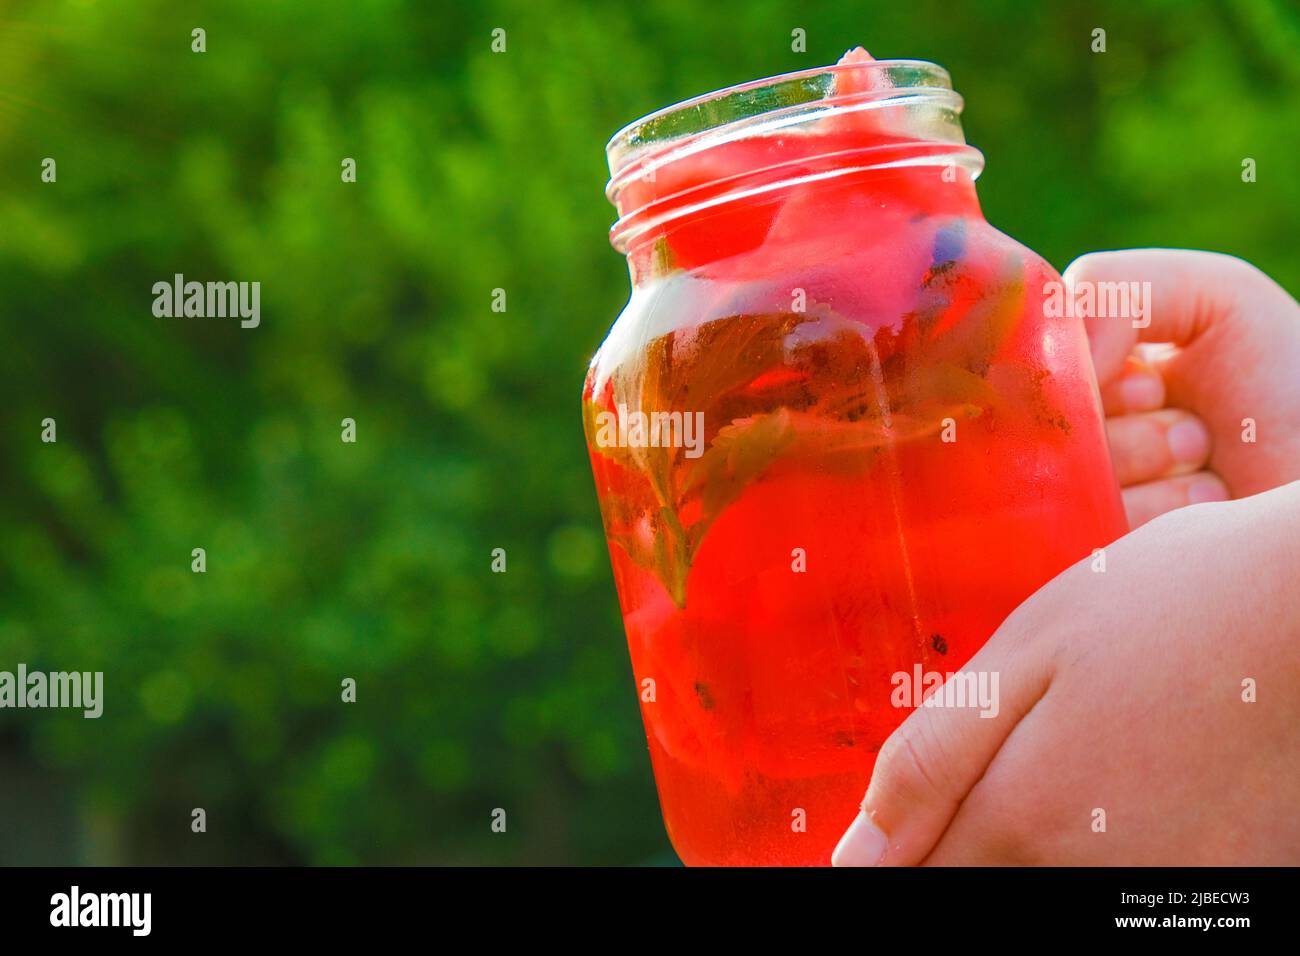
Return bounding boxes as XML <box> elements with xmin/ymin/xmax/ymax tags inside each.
<box><xmin>605</xmin><ymin>58</ymin><xmax>957</xmax><ymax>181</ymax></box>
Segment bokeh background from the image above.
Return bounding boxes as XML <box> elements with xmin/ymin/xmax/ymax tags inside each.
<box><xmin>0</xmin><ymin>0</ymin><xmax>1296</xmax><ymax>864</ymax></box>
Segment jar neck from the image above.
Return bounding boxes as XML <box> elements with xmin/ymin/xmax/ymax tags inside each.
<box><xmin>626</xmin><ymin>162</ymin><xmax>984</xmax><ymax>282</ymax></box>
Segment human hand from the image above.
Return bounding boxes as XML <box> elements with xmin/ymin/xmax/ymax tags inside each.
<box><xmin>831</xmin><ymin>479</ymin><xmax>1300</xmax><ymax>865</ymax></box>
<box><xmin>1068</xmin><ymin>249</ymin><xmax>1300</xmax><ymax>526</ymax></box>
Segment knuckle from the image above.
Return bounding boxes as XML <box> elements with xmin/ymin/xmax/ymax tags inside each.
<box><xmin>1205</xmin><ymin>252</ymin><xmax>1291</xmax><ymax>313</ymax></box>
<box><xmin>1211</xmin><ymin>251</ymin><xmax>1266</xmax><ymax>284</ymax></box>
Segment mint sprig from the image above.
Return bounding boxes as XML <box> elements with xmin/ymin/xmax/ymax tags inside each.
<box><xmin>586</xmin><ymin>251</ymin><xmax>1027</xmax><ymax>608</ymax></box>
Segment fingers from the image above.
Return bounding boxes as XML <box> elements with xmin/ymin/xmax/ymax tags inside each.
<box><xmin>1101</xmin><ymin>369</ymin><xmax>1164</xmax><ymax>417</ymax></box>
<box><xmin>831</xmin><ymin>622</ymin><xmax>1056</xmax><ymax>867</ymax></box>
<box><xmin>1106</xmin><ymin>408</ymin><xmax>1211</xmax><ymax>486</ymax></box>
<box><xmin>1099</xmin><ymin>353</ymin><xmax>1164</xmax><ymax>416</ymax></box>
<box><xmin>1102</xmin><ymin>360</ymin><xmax>1225</xmax><ymax>522</ymax></box>
<box><xmin>1121</xmin><ymin>472</ymin><xmax>1230</xmax><ymax>527</ymax></box>
<box><xmin>1063</xmin><ymin>249</ymin><xmax>1283</xmax><ymax>387</ymax></box>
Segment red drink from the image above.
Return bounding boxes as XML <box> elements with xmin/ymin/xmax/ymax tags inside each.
<box><xmin>583</xmin><ymin>52</ymin><xmax>1127</xmax><ymax>865</ymax></box>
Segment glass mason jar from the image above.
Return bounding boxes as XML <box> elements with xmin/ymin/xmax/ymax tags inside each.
<box><xmin>582</xmin><ymin>55</ymin><xmax>1128</xmax><ymax>866</ymax></box>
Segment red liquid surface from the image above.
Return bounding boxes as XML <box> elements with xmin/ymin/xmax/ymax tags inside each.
<box><xmin>587</xmin><ymin>79</ymin><xmax>1128</xmax><ymax>864</ymax></box>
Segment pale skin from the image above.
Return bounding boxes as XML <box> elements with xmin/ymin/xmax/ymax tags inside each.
<box><xmin>833</xmin><ymin>249</ymin><xmax>1300</xmax><ymax>866</ymax></box>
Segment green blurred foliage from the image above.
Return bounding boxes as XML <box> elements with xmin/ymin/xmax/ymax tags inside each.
<box><xmin>0</xmin><ymin>0</ymin><xmax>1295</xmax><ymax>864</ymax></box>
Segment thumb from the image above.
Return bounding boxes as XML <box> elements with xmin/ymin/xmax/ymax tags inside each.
<box><xmin>831</xmin><ymin>605</ymin><xmax>1058</xmax><ymax>867</ymax></box>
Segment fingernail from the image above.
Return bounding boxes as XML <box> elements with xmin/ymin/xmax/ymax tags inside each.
<box><xmin>831</xmin><ymin>811</ymin><xmax>889</xmax><ymax>867</ymax></box>
<box><xmin>1188</xmin><ymin>475</ymin><xmax>1229</xmax><ymax>504</ymax></box>
<box><xmin>1119</xmin><ymin>374</ymin><xmax>1162</xmax><ymax>410</ymax></box>
<box><xmin>1166</xmin><ymin>418</ymin><xmax>1210</xmax><ymax>465</ymax></box>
